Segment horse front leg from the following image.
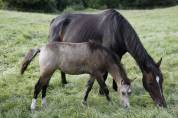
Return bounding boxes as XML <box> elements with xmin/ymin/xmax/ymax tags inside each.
<box><xmin>61</xmin><ymin>71</ymin><xmax>67</xmax><ymax>86</ymax></box>
<box><xmin>99</xmin><ymin>72</ymin><xmax>108</xmax><ymax>95</ymax></box>
<box><xmin>82</xmin><ymin>76</ymin><xmax>95</xmax><ymax>106</ymax></box>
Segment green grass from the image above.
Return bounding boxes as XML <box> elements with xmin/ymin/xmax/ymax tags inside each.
<box><xmin>0</xmin><ymin>6</ymin><xmax>178</xmax><ymax>118</ymax></box>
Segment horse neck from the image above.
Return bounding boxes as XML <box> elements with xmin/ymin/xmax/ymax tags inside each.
<box><xmin>121</xmin><ymin>18</ymin><xmax>157</xmax><ymax>73</ymax></box>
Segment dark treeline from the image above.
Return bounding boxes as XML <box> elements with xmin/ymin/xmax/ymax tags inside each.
<box><xmin>0</xmin><ymin>0</ymin><xmax>178</xmax><ymax>12</ymax></box>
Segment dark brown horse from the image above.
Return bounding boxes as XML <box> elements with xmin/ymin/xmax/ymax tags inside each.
<box><xmin>21</xmin><ymin>41</ymin><xmax>132</xmax><ymax>111</ymax></box>
<box><xmin>49</xmin><ymin>9</ymin><xmax>166</xmax><ymax>107</ymax></box>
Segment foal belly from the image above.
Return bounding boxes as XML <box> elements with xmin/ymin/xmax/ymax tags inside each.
<box><xmin>59</xmin><ymin>62</ymin><xmax>89</xmax><ymax>75</ymax></box>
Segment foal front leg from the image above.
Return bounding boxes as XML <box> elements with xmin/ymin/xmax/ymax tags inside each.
<box><xmin>96</xmin><ymin>75</ymin><xmax>111</xmax><ymax>103</ymax></box>
<box><xmin>99</xmin><ymin>72</ymin><xmax>108</xmax><ymax>95</ymax></box>
<box><xmin>82</xmin><ymin>77</ymin><xmax>95</xmax><ymax>106</ymax></box>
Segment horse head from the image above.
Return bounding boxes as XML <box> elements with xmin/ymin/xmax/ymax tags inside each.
<box><xmin>142</xmin><ymin>58</ymin><xmax>167</xmax><ymax>107</ymax></box>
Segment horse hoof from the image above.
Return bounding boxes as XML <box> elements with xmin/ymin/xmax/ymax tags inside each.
<box><xmin>82</xmin><ymin>100</ymin><xmax>88</xmax><ymax>106</ymax></box>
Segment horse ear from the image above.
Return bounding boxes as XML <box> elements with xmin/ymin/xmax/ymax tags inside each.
<box><xmin>157</xmin><ymin>57</ymin><xmax>162</xmax><ymax>68</ymax></box>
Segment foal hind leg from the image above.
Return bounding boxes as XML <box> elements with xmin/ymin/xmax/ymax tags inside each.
<box><xmin>82</xmin><ymin>76</ymin><xmax>95</xmax><ymax>106</ymax></box>
<box><xmin>99</xmin><ymin>72</ymin><xmax>108</xmax><ymax>95</ymax></box>
<box><xmin>31</xmin><ymin>78</ymin><xmax>43</xmax><ymax>111</ymax></box>
<box><xmin>31</xmin><ymin>72</ymin><xmax>54</xmax><ymax>111</ymax></box>
<box><xmin>41</xmin><ymin>79</ymin><xmax>50</xmax><ymax>108</ymax></box>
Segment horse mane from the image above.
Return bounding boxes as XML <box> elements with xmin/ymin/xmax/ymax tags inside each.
<box><xmin>114</xmin><ymin>11</ymin><xmax>159</xmax><ymax>73</ymax></box>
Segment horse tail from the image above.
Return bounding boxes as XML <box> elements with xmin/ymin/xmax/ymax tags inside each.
<box><xmin>20</xmin><ymin>48</ymin><xmax>40</xmax><ymax>75</ymax></box>
<box><xmin>49</xmin><ymin>15</ymin><xmax>71</xmax><ymax>42</ymax></box>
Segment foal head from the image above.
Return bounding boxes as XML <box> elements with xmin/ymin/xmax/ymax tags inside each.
<box><xmin>142</xmin><ymin>58</ymin><xmax>166</xmax><ymax>107</ymax></box>
<box><xmin>119</xmin><ymin>79</ymin><xmax>132</xmax><ymax>108</ymax></box>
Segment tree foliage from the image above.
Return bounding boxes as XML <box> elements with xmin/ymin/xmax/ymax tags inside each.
<box><xmin>1</xmin><ymin>0</ymin><xmax>178</xmax><ymax>12</ymax></box>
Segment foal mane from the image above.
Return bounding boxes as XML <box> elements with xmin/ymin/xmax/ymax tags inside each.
<box><xmin>88</xmin><ymin>40</ymin><xmax>130</xmax><ymax>84</ymax></box>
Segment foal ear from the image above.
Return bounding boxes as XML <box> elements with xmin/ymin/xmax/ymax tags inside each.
<box><xmin>157</xmin><ymin>57</ymin><xmax>162</xmax><ymax>68</ymax></box>
<box><xmin>121</xmin><ymin>79</ymin><xmax>124</xmax><ymax>85</ymax></box>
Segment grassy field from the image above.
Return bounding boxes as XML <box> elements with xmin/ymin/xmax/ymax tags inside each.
<box><xmin>0</xmin><ymin>6</ymin><xmax>178</xmax><ymax>118</ymax></box>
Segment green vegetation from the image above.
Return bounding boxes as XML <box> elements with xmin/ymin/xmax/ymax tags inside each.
<box><xmin>0</xmin><ymin>6</ymin><xmax>178</xmax><ymax>118</ymax></box>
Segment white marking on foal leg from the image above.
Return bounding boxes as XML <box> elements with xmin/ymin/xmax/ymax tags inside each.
<box><xmin>31</xmin><ymin>99</ymin><xmax>37</xmax><ymax>111</ymax></box>
<box><xmin>42</xmin><ymin>97</ymin><xmax>47</xmax><ymax>108</ymax></box>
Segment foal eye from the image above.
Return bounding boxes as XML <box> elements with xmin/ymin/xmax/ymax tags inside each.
<box><xmin>122</xmin><ymin>92</ymin><xmax>126</xmax><ymax>95</ymax></box>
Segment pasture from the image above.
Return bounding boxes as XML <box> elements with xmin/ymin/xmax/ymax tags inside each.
<box><xmin>0</xmin><ymin>6</ymin><xmax>178</xmax><ymax>118</ymax></box>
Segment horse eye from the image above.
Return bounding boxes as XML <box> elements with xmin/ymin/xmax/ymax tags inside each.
<box><xmin>122</xmin><ymin>92</ymin><xmax>126</xmax><ymax>95</ymax></box>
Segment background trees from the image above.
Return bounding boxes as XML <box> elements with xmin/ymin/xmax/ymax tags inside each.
<box><xmin>0</xmin><ymin>0</ymin><xmax>178</xmax><ymax>12</ymax></box>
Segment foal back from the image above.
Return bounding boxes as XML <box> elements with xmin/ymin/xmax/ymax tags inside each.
<box><xmin>39</xmin><ymin>42</ymin><xmax>114</xmax><ymax>75</ymax></box>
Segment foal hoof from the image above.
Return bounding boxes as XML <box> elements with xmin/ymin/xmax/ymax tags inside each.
<box><xmin>31</xmin><ymin>109</ymin><xmax>35</xmax><ymax>113</ymax></box>
<box><xmin>42</xmin><ymin>102</ymin><xmax>47</xmax><ymax>109</ymax></box>
<box><xmin>82</xmin><ymin>100</ymin><xmax>88</xmax><ymax>106</ymax></box>
<box><xmin>108</xmin><ymin>101</ymin><xmax>113</xmax><ymax>106</ymax></box>
<box><xmin>42</xmin><ymin>98</ymin><xmax>47</xmax><ymax>109</ymax></box>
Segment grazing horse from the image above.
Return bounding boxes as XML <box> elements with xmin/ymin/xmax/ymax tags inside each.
<box><xmin>21</xmin><ymin>41</ymin><xmax>132</xmax><ymax>111</ymax></box>
<box><xmin>49</xmin><ymin>9</ymin><xmax>166</xmax><ymax>107</ymax></box>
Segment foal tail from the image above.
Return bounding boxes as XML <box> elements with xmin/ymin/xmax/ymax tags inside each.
<box><xmin>20</xmin><ymin>48</ymin><xmax>40</xmax><ymax>75</ymax></box>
